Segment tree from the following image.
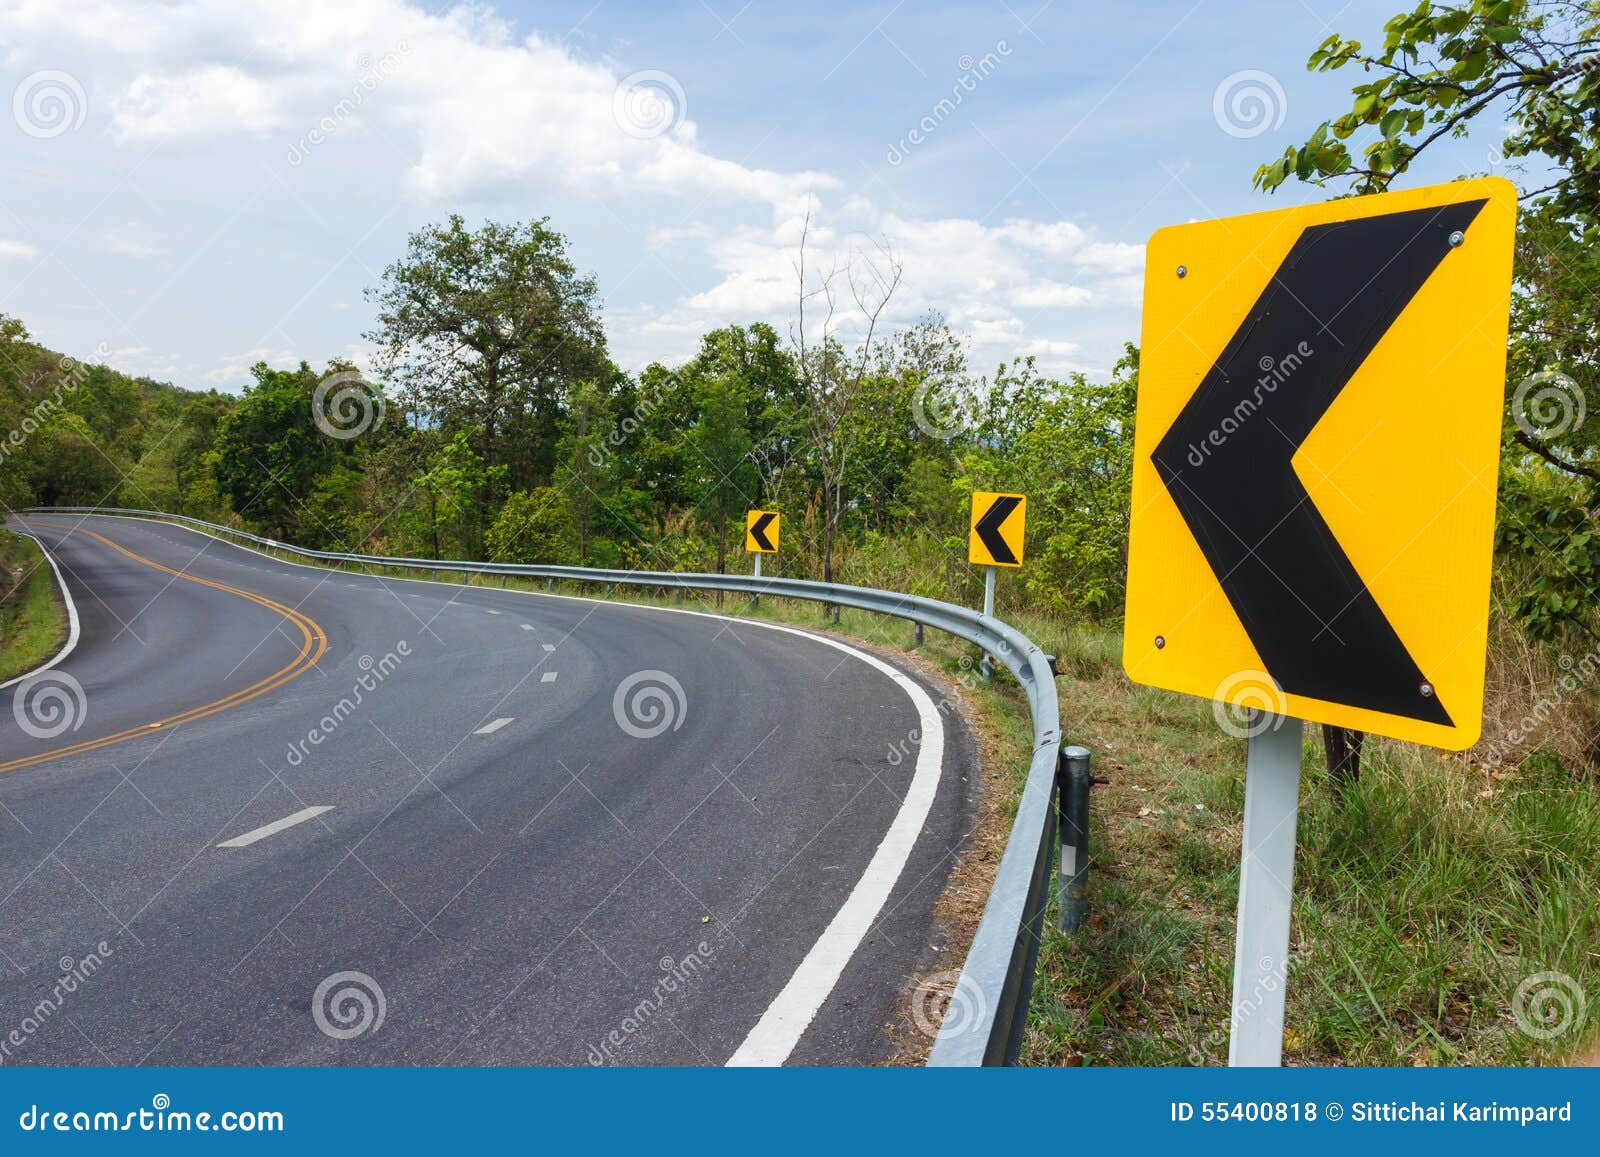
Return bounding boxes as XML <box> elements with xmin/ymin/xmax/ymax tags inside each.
<box><xmin>686</xmin><ymin>372</ymin><xmax>758</xmax><ymax>575</ymax></box>
<box><xmin>210</xmin><ymin>362</ymin><xmax>345</xmax><ymax>539</ymax></box>
<box><xmin>411</xmin><ymin>430</ymin><xmax>506</xmax><ymax>559</ymax></box>
<box><xmin>1254</xmin><ymin>1</ymin><xmax>1600</xmax><ymax>216</ymax></box>
<box><xmin>790</xmin><ymin>209</ymin><xmax>904</xmax><ymax>584</ymax></box>
<box><xmin>365</xmin><ymin>215</ymin><xmax>612</xmax><ymax>519</ymax></box>
<box><xmin>555</xmin><ymin>382</ymin><xmax>614</xmax><ymax>565</ymax></box>
<box><xmin>486</xmin><ymin>488</ymin><xmax>577</xmax><ymax>564</ymax></box>
<box><xmin>1010</xmin><ymin>346</ymin><xmax>1139</xmax><ymax>616</ymax></box>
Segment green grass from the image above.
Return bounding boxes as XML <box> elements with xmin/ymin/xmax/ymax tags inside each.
<box><xmin>0</xmin><ymin>529</ymin><xmax>67</xmax><ymax>683</ymax></box>
<box><xmin>194</xmin><ymin>526</ymin><xmax>1600</xmax><ymax>1065</ymax></box>
<box><xmin>1023</xmin><ymin>630</ymin><xmax>1600</xmax><ymax>1066</ymax></box>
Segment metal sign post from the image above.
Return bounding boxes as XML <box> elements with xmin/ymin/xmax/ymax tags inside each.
<box><xmin>1227</xmin><ymin>713</ymin><xmax>1303</xmax><ymax>1067</ymax></box>
<box><xmin>980</xmin><ymin>565</ymin><xmax>997</xmax><ymax>678</ymax></box>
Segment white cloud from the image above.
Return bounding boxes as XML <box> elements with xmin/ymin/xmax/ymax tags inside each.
<box><xmin>1011</xmin><ymin>279</ymin><xmax>1092</xmax><ymax>308</ymax></box>
<box><xmin>0</xmin><ymin>240</ymin><xmax>38</xmax><ymax>260</ymax></box>
<box><xmin>203</xmin><ymin>347</ymin><xmax>298</xmax><ymax>388</ymax></box>
<box><xmin>113</xmin><ymin>65</ymin><xmax>285</xmax><ymax>142</ymax></box>
<box><xmin>101</xmin><ymin>223</ymin><xmax>166</xmax><ymax>260</ymax></box>
<box><xmin>0</xmin><ymin>0</ymin><xmax>1143</xmax><ymax>381</ymax></box>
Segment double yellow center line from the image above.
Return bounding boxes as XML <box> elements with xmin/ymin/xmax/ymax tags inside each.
<box><xmin>0</xmin><ymin>521</ymin><xmax>328</xmax><ymax>775</ymax></box>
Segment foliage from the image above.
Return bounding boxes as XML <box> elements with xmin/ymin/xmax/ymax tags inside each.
<box><xmin>365</xmin><ymin>215</ymin><xmax>614</xmax><ymax>492</ymax></box>
<box><xmin>1254</xmin><ymin>0</ymin><xmax>1600</xmax><ymax>211</ymax></box>
<box><xmin>486</xmin><ymin>488</ymin><xmax>578</xmax><ymax>565</ymax></box>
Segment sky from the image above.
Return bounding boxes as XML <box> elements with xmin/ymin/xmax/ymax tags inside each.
<box><xmin>0</xmin><ymin>0</ymin><xmax>1510</xmax><ymax>393</ymax></box>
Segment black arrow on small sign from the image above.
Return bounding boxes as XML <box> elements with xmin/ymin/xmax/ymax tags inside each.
<box><xmin>974</xmin><ymin>495</ymin><xmax>1022</xmax><ymax>565</ymax></box>
<box><xmin>1151</xmin><ymin>199</ymin><xmax>1488</xmax><ymax>726</ymax></box>
<box><xmin>749</xmin><ymin>512</ymin><xmax>777</xmax><ymax>552</ymax></box>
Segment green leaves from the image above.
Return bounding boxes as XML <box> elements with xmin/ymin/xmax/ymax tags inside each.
<box><xmin>1253</xmin><ymin>0</ymin><xmax>1600</xmax><ymax>205</ymax></box>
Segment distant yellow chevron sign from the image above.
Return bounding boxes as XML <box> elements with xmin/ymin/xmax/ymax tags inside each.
<box><xmin>745</xmin><ymin>510</ymin><xmax>779</xmax><ymax>553</ymax></box>
<box><xmin>969</xmin><ymin>492</ymin><xmax>1025</xmax><ymax>568</ymax></box>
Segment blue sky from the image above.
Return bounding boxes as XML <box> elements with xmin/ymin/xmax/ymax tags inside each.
<box><xmin>0</xmin><ymin>0</ymin><xmax>1507</xmax><ymax>392</ymax></box>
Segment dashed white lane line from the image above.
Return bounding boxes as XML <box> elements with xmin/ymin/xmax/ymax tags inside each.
<box><xmin>519</xmin><ymin>623</ymin><xmax>535</xmax><ymax>631</ymax></box>
<box><xmin>541</xmin><ymin>643</ymin><xmax>555</xmax><ymax>652</ymax></box>
<box><xmin>474</xmin><ymin>717</ymin><xmax>514</xmax><ymax>735</ymax></box>
<box><xmin>540</xmin><ymin>671</ymin><xmax>558</xmax><ymax>683</ymax></box>
<box><xmin>485</xmin><ymin>609</ymin><xmax>501</xmax><ymax>615</ymax></box>
<box><xmin>216</xmin><ymin>806</ymin><xmax>333</xmax><ymax>849</ymax></box>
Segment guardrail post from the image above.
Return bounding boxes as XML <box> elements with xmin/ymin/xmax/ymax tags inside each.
<box><xmin>1057</xmin><ymin>745</ymin><xmax>1091</xmax><ymax>933</ymax></box>
<box><xmin>913</xmin><ymin>621</ymin><xmax>923</xmax><ymax>647</ymax></box>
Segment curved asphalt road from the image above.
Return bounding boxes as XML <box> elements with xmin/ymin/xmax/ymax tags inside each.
<box><xmin>0</xmin><ymin>514</ymin><xmax>976</xmax><ymax>1065</ymax></box>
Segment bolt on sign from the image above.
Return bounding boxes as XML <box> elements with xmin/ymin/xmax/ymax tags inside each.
<box><xmin>745</xmin><ymin>510</ymin><xmax>780</xmax><ymax>554</ymax></box>
<box><xmin>1122</xmin><ymin>177</ymin><xmax>1516</xmax><ymax>749</ymax></box>
<box><xmin>969</xmin><ymin>492</ymin><xmax>1026</xmax><ymax>568</ymax></box>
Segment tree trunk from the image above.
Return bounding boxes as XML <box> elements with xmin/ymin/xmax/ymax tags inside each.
<box><xmin>1322</xmin><ymin>725</ymin><xmax>1364</xmax><ymax>793</ymax></box>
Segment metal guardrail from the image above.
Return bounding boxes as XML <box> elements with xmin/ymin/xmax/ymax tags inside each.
<box><xmin>22</xmin><ymin>505</ymin><xmax>1085</xmax><ymax>1066</ymax></box>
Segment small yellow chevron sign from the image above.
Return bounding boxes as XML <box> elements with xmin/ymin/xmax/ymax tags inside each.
<box><xmin>969</xmin><ymin>492</ymin><xmax>1025</xmax><ymax>568</ymax></box>
<box><xmin>745</xmin><ymin>510</ymin><xmax>779</xmax><ymax>553</ymax></box>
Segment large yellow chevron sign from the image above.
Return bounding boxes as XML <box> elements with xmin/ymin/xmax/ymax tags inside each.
<box><xmin>1122</xmin><ymin>177</ymin><xmax>1517</xmax><ymax>750</ymax></box>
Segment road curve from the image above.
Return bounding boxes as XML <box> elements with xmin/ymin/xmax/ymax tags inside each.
<box><xmin>0</xmin><ymin>513</ymin><xmax>976</xmax><ymax>1065</ymax></box>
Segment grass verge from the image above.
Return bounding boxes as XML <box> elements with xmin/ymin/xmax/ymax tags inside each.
<box><xmin>1025</xmin><ymin>624</ymin><xmax>1600</xmax><ymax>1066</ymax></box>
<box><xmin>0</xmin><ymin>529</ymin><xmax>67</xmax><ymax>683</ymax></box>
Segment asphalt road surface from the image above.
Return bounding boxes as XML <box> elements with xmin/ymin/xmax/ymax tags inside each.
<box><xmin>0</xmin><ymin>513</ymin><xmax>976</xmax><ymax>1065</ymax></box>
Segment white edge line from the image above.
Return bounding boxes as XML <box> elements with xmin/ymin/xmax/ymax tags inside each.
<box><xmin>0</xmin><ymin>526</ymin><xmax>82</xmax><ymax>689</ymax></box>
<box><xmin>723</xmin><ymin>627</ymin><xmax>944</xmax><ymax>1066</ymax></box>
<box><xmin>216</xmin><ymin>805</ymin><xmax>333</xmax><ymax>848</ymax></box>
<box><xmin>65</xmin><ymin>513</ymin><xmax>951</xmax><ymax>1063</ymax></box>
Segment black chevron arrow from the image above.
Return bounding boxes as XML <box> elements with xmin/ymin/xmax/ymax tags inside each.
<box><xmin>1151</xmin><ymin>199</ymin><xmax>1488</xmax><ymax>726</ymax></box>
<box><xmin>974</xmin><ymin>495</ymin><xmax>1021</xmax><ymax>565</ymax></box>
<box><xmin>749</xmin><ymin>512</ymin><xmax>777</xmax><ymax>552</ymax></box>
